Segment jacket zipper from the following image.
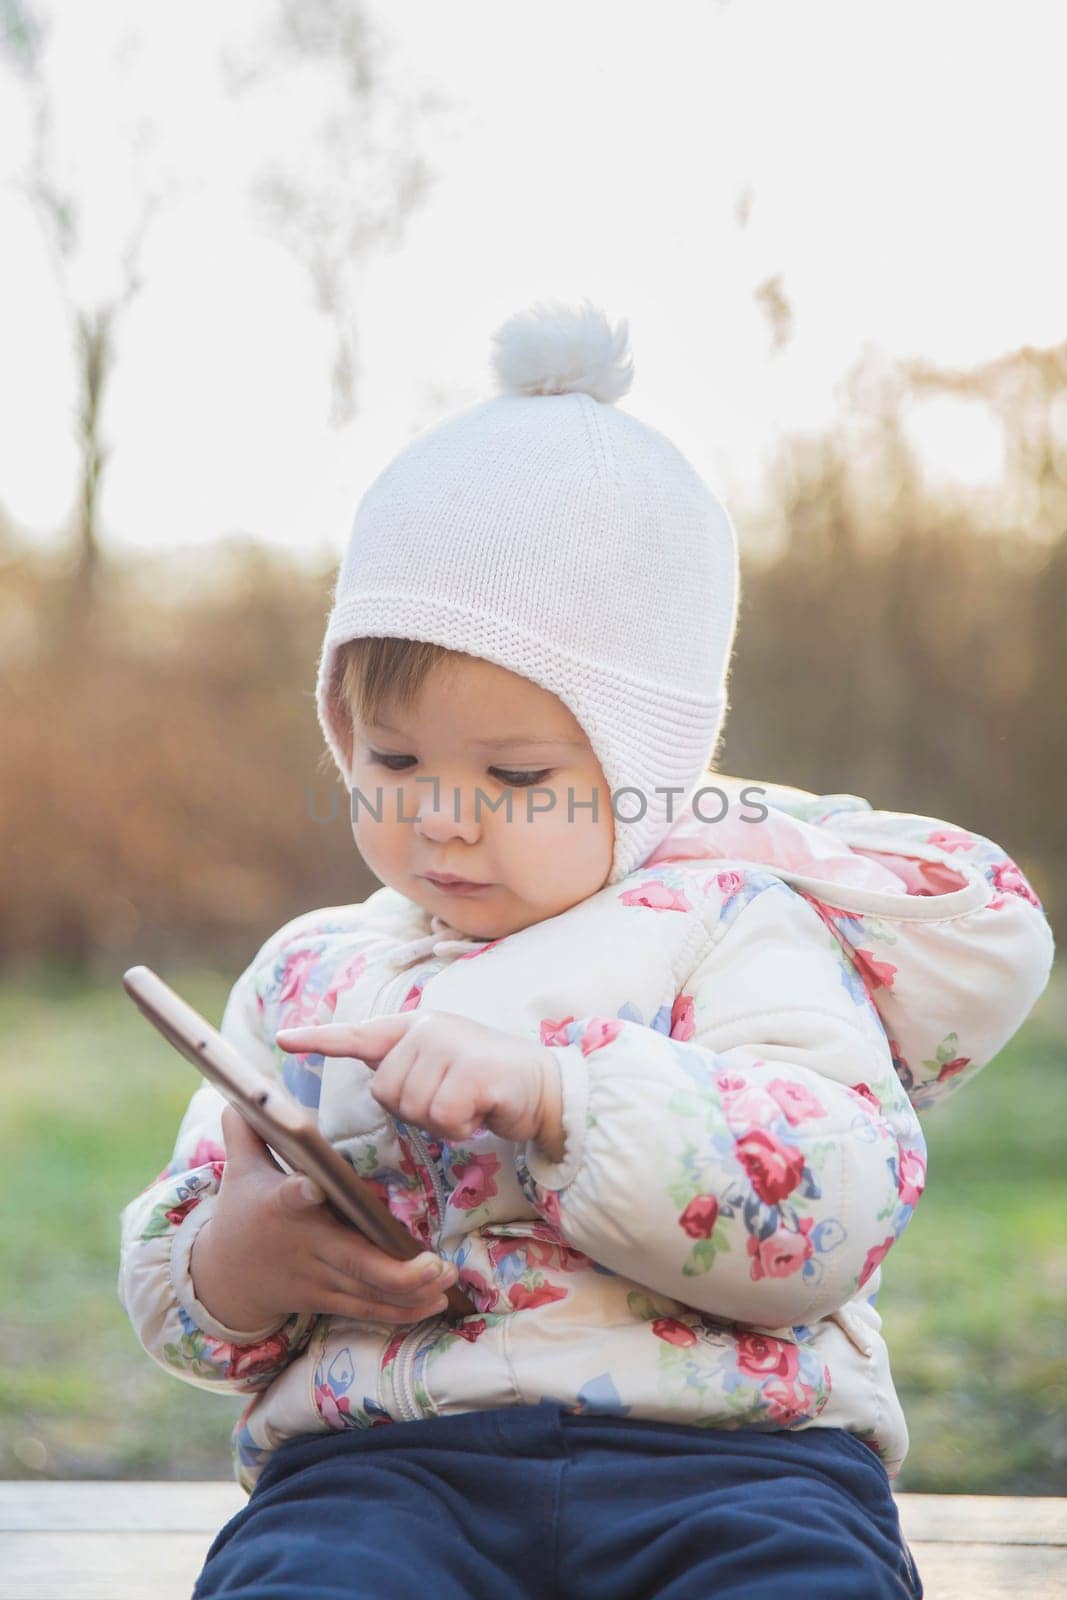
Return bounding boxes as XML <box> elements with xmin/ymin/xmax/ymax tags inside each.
<box><xmin>390</xmin><ymin>1110</ymin><xmax>450</xmax><ymax>1422</ymax></box>
<box><xmin>402</xmin><ymin>1123</ymin><xmax>447</xmax><ymax>1248</ymax></box>
<box><xmin>371</xmin><ymin>958</ymin><xmax>451</xmax><ymax>1422</ymax></box>
<box><xmin>370</xmin><ymin>959</ymin><xmax>449</xmax><ymax>1254</ymax></box>
<box><xmin>390</xmin><ymin>1311</ymin><xmax>447</xmax><ymax>1422</ymax></box>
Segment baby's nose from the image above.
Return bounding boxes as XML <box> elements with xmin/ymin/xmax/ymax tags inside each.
<box><xmin>415</xmin><ymin>789</ymin><xmax>483</xmax><ymax>841</ymax></box>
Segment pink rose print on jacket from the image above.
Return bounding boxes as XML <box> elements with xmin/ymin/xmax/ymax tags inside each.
<box><xmin>165</xmin><ymin>1195</ymin><xmax>202</xmax><ymax>1229</ymax></box>
<box><xmin>320</xmin><ymin>952</ymin><xmax>367</xmax><ymax>1014</ymax></box>
<box><xmin>929</xmin><ymin>1037</ymin><xmax>972</xmax><ymax>1083</ymax></box>
<box><xmin>509</xmin><ymin>1281</ymin><xmax>568</xmax><ymax>1311</ymax></box>
<box><xmin>454</xmin><ymin>1317</ymin><xmax>489</xmax><ymax>1342</ymax></box>
<box><xmin>896</xmin><ymin>1144</ymin><xmax>926</xmax><ymax>1207</ymax></box>
<box><xmin>734</xmin><ymin>1129</ymin><xmax>806</xmax><ymax>1204</ymax></box>
<box><xmin>458</xmin><ymin>1267</ymin><xmax>500</xmax><ymax>1313</ymax></box>
<box><xmin>724</xmin><ymin>1091</ymin><xmax>781</xmax><ymax>1132</ymax></box>
<box><xmin>230</xmin><ymin>1332</ymin><xmax>290</xmax><ymax>1383</ymax></box>
<box><xmin>531</xmin><ymin>1183</ymin><xmax>563</xmax><ymax>1229</ymax></box>
<box><xmin>383</xmin><ymin>1143</ymin><xmax>438</xmax><ymax>1247</ymax></box>
<box><xmin>858</xmin><ymin>1234</ymin><xmax>896</xmax><ymax>1288</ymax></box>
<box><xmin>314</xmin><ymin>1380</ymin><xmax>352</xmax><ymax>1429</ymax></box>
<box><xmin>736</xmin><ymin>1332</ymin><xmax>800</xmax><ymax>1382</ymax></box>
<box><xmin>669</xmin><ymin>993</ymin><xmax>695</xmax><ymax>1041</ymax></box>
<box><xmin>800</xmin><ymin>898</ymin><xmax>897</xmax><ymax>997</ymax></box>
<box><xmin>715</xmin><ymin>1073</ymin><xmax>747</xmax><ymax>1098</ymax></box>
<box><xmin>847</xmin><ymin>1081</ymin><xmax>881</xmax><ymax>1114</ymax></box>
<box><xmin>747</xmin><ymin>1216</ymin><xmax>815</xmax><ymax>1281</ymax></box>
<box><xmin>277</xmin><ymin>948</ymin><xmax>320</xmax><ymax>1022</ymax></box>
<box><xmin>989</xmin><ymin>858</ymin><xmax>1041</xmax><ymax>909</ymax></box>
<box><xmin>850</xmin><ymin>948</ymin><xmax>898</xmax><ymax>994</ymax></box>
<box><xmin>761</xmin><ymin>1375</ymin><xmax>819</xmax><ymax>1425</ymax></box>
<box><xmin>716</xmin><ymin>1075</ymin><xmax>781</xmax><ymax>1133</ymax></box>
<box><xmin>487</xmin><ymin>1225</ymin><xmax>593</xmax><ymax>1274</ymax></box>
<box><xmin>190</xmin><ymin>1138</ymin><xmax>226</xmax><ymax>1183</ymax></box>
<box><xmin>765</xmin><ymin>1079</ymin><xmax>827</xmax><ymax>1126</ymax></box>
<box><xmin>450</xmin><ymin>1153</ymin><xmax>502</xmax><ymax>1211</ymax></box>
<box><xmin>578</xmin><ymin>1018</ymin><xmax>623</xmax><ymax>1055</ymax></box>
<box><xmin>678</xmin><ymin>1194</ymin><xmax>719</xmax><ymax>1238</ymax></box>
<box><xmin>925</xmin><ymin>826</ymin><xmax>976</xmax><ymax>854</ymax></box>
<box><xmin>929</xmin><ymin>826</ymin><xmax>1047</xmax><ymax>906</ymax></box>
<box><xmin>715</xmin><ymin>870</ymin><xmax>745</xmax><ymax>899</ymax></box>
<box><xmin>651</xmin><ymin>1317</ymin><xmax>698</xmax><ymax>1347</ymax></box>
<box><xmin>620</xmin><ymin>880</ymin><xmax>692</xmax><ymax>912</ymax></box>
<box><xmin>399</xmin><ymin>983</ymin><xmax>422</xmax><ymax>1012</ymax></box>
<box><xmin>540</xmin><ymin>1016</ymin><xmax>622</xmax><ymax>1055</ymax></box>
<box><xmin>386</xmin><ymin>1183</ymin><xmax>433</xmax><ymax>1241</ymax></box>
<box><xmin>382</xmin><ymin>1327</ymin><xmax>408</xmax><ymax>1366</ymax></box>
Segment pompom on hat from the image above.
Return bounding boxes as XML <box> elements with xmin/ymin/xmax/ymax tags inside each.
<box><xmin>316</xmin><ymin>297</ymin><xmax>740</xmax><ymax>886</ymax></box>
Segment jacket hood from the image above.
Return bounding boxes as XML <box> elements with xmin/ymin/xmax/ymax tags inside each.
<box><xmin>645</xmin><ymin>773</ymin><xmax>1055</xmax><ymax>1114</ymax></box>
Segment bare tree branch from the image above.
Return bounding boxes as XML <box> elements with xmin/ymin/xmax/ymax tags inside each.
<box><xmin>1</xmin><ymin>0</ymin><xmax>171</xmax><ymax>605</ymax></box>
<box><xmin>224</xmin><ymin>0</ymin><xmax>448</xmax><ymax>426</ymax></box>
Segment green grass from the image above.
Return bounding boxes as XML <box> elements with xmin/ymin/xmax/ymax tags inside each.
<box><xmin>873</xmin><ymin>973</ymin><xmax>1067</xmax><ymax>1492</ymax></box>
<box><xmin>0</xmin><ymin>965</ymin><xmax>243</xmax><ymax>1480</ymax></box>
<box><xmin>1</xmin><ymin>962</ymin><xmax>1064</xmax><ymax>1488</ymax></box>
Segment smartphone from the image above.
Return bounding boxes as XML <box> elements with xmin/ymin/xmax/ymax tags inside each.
<box><xmin>122</xmin><ymin>964</ymin><xmax>475</xmax><ymax>1320</ymax></box>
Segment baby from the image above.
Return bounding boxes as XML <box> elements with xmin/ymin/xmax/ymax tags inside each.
<box><xmin>118</xmin><ymin>301</ymin><xmax>1054</xmax><ymax>1599</ymax></box>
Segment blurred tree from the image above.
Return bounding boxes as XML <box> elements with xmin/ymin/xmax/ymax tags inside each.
<box><xmin>721</xmin><ymin>338</ymin><xmax>1064</xmax><ymax>934</ymax></box>
<box><xmin>906</xmin><ymin>340</ymin><xmax>1067</xmax><ymax>545</ymax></box>
<box><xmin>753</xmin><ymin>271</ymin><xmax>794</xmax><ymax>355</ymax></box>
<box><xmin>220</xmin><ymin>0</ymin><xmax>450</xmax><ymax>425</ymax></box>
<box><xmin>0</xmin><ymin>0</ymin><xmax>448</xmax><ymax>608</ymax></box>
<box><xmin>0</xmin><ymin>0</ymin><xmax>170</xmax><ymax>616</ymax></box>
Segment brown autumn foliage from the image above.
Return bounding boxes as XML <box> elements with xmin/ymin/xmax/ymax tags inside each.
<box><xmin>1</xmin><ymin>382</ymin><xmax>1063</xmax><ymax>980</ymax></box>
<box><xmin>0</xmin><ymin>537</ymin><xmax>378</xmax><ymax>978</ymax></box>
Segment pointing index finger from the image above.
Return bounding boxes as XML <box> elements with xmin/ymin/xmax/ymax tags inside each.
<box><xmin>275</xmin><ymin>1023</ymin><xmax>369</xmax><ymax>1055</ymax></box>
<box><xmin>275</xmin><ymin>1014</ymin><xmax>412</xmax><ymax>1061</ymax></box>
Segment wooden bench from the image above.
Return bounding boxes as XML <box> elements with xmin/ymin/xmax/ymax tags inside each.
<box><xmin>0</xmin><ymin>1483</ymin><xmax>1063</xmax><ymax>1598</ymax></box>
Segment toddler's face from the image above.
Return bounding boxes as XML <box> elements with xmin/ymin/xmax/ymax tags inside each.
<box><xmin>348</xmin><ymin>654</ymin><xmax>614</xmax><ymax>939</ymax></box>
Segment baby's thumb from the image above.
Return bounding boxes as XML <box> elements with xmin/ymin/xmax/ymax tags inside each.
<box><xmin>219</xmin><ymin>1103</ymin><xmax>278</xmax><ymax>1170</ymax></box>
<box><xmin>219</xmin><ymin>1106</ymin><xmax>324</xmax><ymax>1208</ymax></box>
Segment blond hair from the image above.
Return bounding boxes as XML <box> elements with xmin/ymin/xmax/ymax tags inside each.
<box><xmin>316</xmin><ymin>636</ymin><xmax>470</xmax><ymax>778</ymax></box>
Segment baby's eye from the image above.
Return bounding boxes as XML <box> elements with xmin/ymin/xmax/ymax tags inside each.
<box><xmin>369</xmin><ymin>752</ymin><xmax>416</xmax><ymax>771</ymax></box>
<box><xmin>367</xmin><ymin>753</ymin><xmax>550</xmax><ymax>788</ymax></box>
<box><xmin>491</xmin><ymin>768</ymin><xmax>553</xmax><ymax>788</ymax></box>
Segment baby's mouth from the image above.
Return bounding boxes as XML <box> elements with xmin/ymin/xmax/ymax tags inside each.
<box><xmin>423</xmin><ymin>873</ymin><xmax>493</xmax><ymax>894</ymax></box>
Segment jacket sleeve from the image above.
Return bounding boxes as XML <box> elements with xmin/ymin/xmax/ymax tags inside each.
<box><xmin>116</xmin><ymin>920</ymin><xmax>323</xmax><ymax>1395</ymax></box>
<box><xmin>514</xmin><ymin>877</ymin><xmax>927</xmax><ymax>1328</ymax></box>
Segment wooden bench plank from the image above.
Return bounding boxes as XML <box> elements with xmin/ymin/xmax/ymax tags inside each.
<box><xmin>2</xmin><ymin>1530</ymin><xmax>1065</xmax><ymax>1600</ymax></box>
<box><xmin>0</xmin><ymin>1481</ymin><xmax>247</xmax><ymax>1533</ymax></box>
<box><xmin>1</xmin><ymin>1485</ymin><xmax>1065</xmax><ymax>1600</ymax></box>
<box><xmin>897</xmin><ymin>1494</ymin><xmax>1067</xmax><ymax>1547</ymax></box>
<box><xmin>3</xmin><ymin>1483</ymin><xmax>1065</xmax><ymax>1544</ymax></box>
<box><xmin>905</xmin><ymin>1542</ymin><xmax>1067</xmax><ymax>1600</ymax></box>
<box><xmin>0</xmin><ymin>1533</ymin><xmax>218</xmax><ymax>1600</ymax></box>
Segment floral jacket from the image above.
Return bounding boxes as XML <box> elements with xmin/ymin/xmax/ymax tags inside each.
<box><xmin>116</xmin><ymin>775</ymin><xmax>1055</xmax><ymax>1494</ymax></box>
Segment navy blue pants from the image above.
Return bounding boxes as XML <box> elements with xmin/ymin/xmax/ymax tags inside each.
<box><xmin>193</xmin><ymin>1403</ymin><xmax>923</xmax><ymax>1599</ymax></box>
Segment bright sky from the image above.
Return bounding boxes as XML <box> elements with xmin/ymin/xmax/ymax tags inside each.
<box><xmin>1</xmin><ymin>0</ymin><xmax>1063</xmax><ymax>565</ymax></box>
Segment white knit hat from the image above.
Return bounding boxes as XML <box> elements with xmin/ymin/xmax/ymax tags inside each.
<box><xmin>316</xmin><ymin>298</ymin><xmax>740</xmax><ymax>886</ymax></box>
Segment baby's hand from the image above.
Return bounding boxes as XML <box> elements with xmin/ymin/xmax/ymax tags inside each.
<box><xmin>276</xmin><ymin>1012</ymin><xmax>564</xmax><ymax>1156</ymax></box>
<box><xmin>189</xmin><ymin>1105</ymin><xmax>459</xmax><ymax>1335</ymax></box>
